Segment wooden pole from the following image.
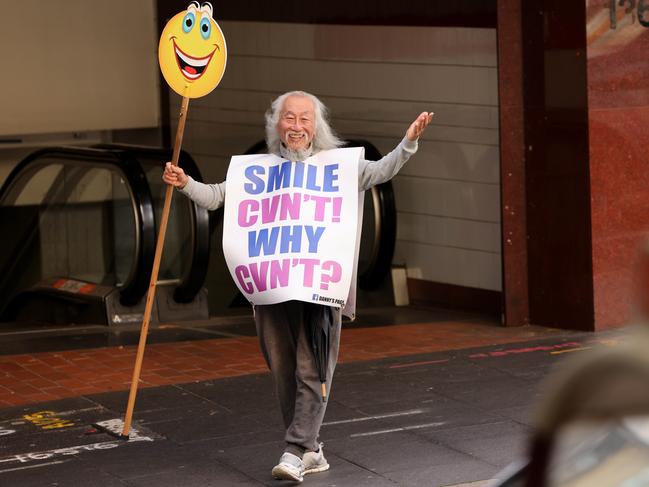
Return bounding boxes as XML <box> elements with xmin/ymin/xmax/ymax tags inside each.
<box><xmin>121</xmin><ymin>95</ymin><xmax>191</xmax><ymax>438</ymax></box>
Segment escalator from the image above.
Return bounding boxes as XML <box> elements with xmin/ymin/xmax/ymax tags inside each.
<box><xmin>0</xmin><ymin>140</ymin><xmax>397</xmax><ymax>328</ymax></box>
<box><xmin>0</xmin><ymin>146</ymin><xmax>210</xmax><ymax>326</ymax></box>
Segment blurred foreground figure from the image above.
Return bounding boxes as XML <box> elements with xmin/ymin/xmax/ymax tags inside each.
<box><xmin>492</xmin><ymin>240</ymin><xmax>649</xmax><ymax>487</ymax></box>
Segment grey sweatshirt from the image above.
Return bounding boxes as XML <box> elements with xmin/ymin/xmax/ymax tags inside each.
<box><xmin>179</xmin><ymin>136</ymin><xmax>418</xmax><ymax>318</ymax></box>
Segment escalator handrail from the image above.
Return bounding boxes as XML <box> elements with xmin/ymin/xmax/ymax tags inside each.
<box><xmin>0</xmin><ymin>146</ymin><xmax>157</xmax><ymax>307</ymax></box>
<box><xmin>94</xmin><ymin>144</ymin><xmax>211</xmax><ymax>304</ymax></box>
<box><xmin>240</xmin><ymin>139</ymin><xmax>397</xmax><ymax>291</ymax></box>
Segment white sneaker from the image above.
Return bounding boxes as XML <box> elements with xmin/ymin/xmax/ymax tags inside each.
<box><xmin>271</xmin><ymin>452</ymin><xmax>305</xmax><ymax>482</ymax></box>
<box><xmin>303</xmin><ymin>444</ymin><xmax>330</xmax><ymax>475</ymax></box>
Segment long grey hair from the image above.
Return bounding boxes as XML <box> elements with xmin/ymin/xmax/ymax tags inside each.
<box><xmin>265</xmin><ymin>91</ymin><xmax>344</xmax><ymax>158</ymax></box>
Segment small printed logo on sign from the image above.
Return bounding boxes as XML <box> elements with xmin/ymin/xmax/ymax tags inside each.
<box><xmin>313</xmin><ymin>295</ymin><xmax>345</xmax><ymax>306</ymax></box>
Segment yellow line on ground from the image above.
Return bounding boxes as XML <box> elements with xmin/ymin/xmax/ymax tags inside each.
<box><xmin>550</xmin><ymin>347</ymin><xmax>592</xmax><ymax>355</ymax></box>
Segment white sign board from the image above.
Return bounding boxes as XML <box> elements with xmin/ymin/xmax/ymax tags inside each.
<box><xmin>223</xmin><ymin>148</ymin><xmax>362</xmax><ymax>307</ymax></box>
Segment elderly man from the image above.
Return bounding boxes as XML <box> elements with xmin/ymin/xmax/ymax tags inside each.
<box><xmin>164</xmin><ymin>90</ymin><xmax>433</xmax><ymax>482</ymax></box>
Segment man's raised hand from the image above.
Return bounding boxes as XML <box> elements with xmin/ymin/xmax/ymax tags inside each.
<box><xmin>406</xmin><ymin>111</ymin><xmax>434</xmax><ymax>141</ymax></box>
<box><xmin>162</xmin><ymin>162</ymin><xmax>189</xmax><ymax>189</ymax></box>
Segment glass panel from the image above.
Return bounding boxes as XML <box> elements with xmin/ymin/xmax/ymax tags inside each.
<box><xmin>49</xmin><ymin>166</ymin><xmax>136</xmax><ymax>285</ymax></box>
<box><xmin>0</xmin><ymin>161</ymin><xmax>136</xmax><ymax>299</ymax></box>
<box><xmin>3</xmin><ymin>163</ymin><xmax>63</xmax><ymax>206</ymax></box>
<box><xmin>0</xmin><ymin>163</ymin><xmax>66</xmax><ymax>311</ymax></box>
<box><xmin>111</xmin><ymin>173</ymin><xmax>136</xmax><ymax>286</ymax></box>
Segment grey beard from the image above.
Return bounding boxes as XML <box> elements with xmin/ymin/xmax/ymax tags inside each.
<box><xmin>279</xmin><ymin>142</ymin><xmax>313</xmax><ymax>162</ymax></box>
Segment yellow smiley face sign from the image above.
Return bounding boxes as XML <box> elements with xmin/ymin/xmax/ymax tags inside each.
<box><xmin>158</xmin><ymin>2</ymin><xmax>227</xmax><ymax>98</ymax></box>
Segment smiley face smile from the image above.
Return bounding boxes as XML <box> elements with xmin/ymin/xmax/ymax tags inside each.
<box><xmin>172</xmin><ymin>38</ymin><xmax>217</xmax><ymax>80</ymax></box>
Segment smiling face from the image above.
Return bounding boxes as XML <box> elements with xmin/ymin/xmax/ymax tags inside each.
<box><xmin>158</xmin><ymin>2</ymin><xmax>227</xmax><ymax>98</ymax></box>
<box><xmin>277</xmin><ymin>96</ymin><xmax>316</xmax><ymax>152</ymax></box>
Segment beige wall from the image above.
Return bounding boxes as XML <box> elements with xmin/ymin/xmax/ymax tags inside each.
<box><xmin>0</xmin><ymin>0</ymin><xmax>161</xmax><ymax>187</ymax></box>
<box><xmin>0</xmin><ymin>0</ymin><xmax>159</xmax><ymax>137</ymax></box>
<box><xmin>171</xmin><ymin>21</ymin><xmax>501</xmax><ymax>291</ymax></box>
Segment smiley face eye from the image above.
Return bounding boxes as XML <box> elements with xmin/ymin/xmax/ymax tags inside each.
<box><xmin>200</xmin><ymin>17</ymin><xmax>211</xmax><ymax>39</ymax></box>
<box><xmin>182</xmin><ymin>12</ymin><xmax>195</xmax><ymax>33</ymax></box>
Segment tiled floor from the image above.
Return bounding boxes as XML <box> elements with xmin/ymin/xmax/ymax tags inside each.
<box><xmin>0</xmin><ymin>311</ymin><xmax>575</xmax><ymax>408</ymax></box>
<box><xmin>0</xmin><ymin>312</ymin><xmax>632</xmax><ymax>487</ymax></box>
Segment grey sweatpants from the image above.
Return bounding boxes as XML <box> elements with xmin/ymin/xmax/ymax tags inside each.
<box><xmin>254</xmin><ymin>300</ymin><xmax>342</xmax><ymax>452</ymax></box>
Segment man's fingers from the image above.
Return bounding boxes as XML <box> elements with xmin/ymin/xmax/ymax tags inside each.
<box><xmin>165</xmin><ymin>162</ymin><xmax>182</xmax><ymax>172</ymax></box>
<box><xmin>417</xmin><ymin>112</ymin><xmax>434</xmax><ymax>134</ymax></box>
<box><xmin>415</xmin><ymin>112</ymin><xmax>431</xmax><ymax>131</ymax></box>
<box><xmin>406</xmin><ymin>111</ymin><xmax>435</xmax><ymax>141</ymax></box>
<box><xmin>165</xmin><ymin>163</ymin><xmax>185</xmax><ymax>176</ymax></box>
<box><xmin>162</xmin><ymin>162</ymin><xmax>187</xmax><ymax>188</ymax></box>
